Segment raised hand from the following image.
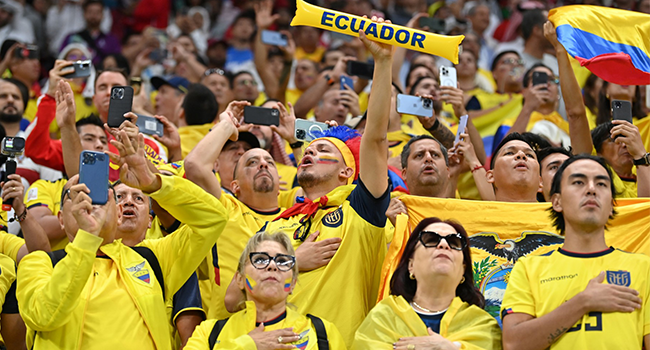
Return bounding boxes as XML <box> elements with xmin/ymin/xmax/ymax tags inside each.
<box><xmin>254</xmin><ymin>0</ymin><xmax>279</xmax><ymax>30</ymax></box>
<box><xmin>66</xmin><ymin>175</ymin><xmax>107</xmax><ymax>236</ymax></box>
<box><xmin>358</xmin><ymin>16</ymin><xmax>395</xmax><ymax>62</ymax></box>
<box><xmin>386</xmin><ymin>197</ymin><xmax>407</xmax><ymax>227</ymax></box>
<box><xmin>47</xmin><ymin>60</ymin><xmax>74</xmax><ymax>98</ymax></box>
<box><xmin>107</xmin><ymin>131</ymin><xmax>161</xmax><ymax>193</ymax></box>
<box><xmin>152</xmin><ymin>114</ymin><xmax>181</xmax><ymax>151</ymax></box>
<box><xmin>55</xmin><ymin>80</ymin><xmax>77</xmax><ymax>128</ymax></box>
<box><xmin>1</xmin><ymin>174</ymin><xmax>25</xmax><ymax>215</ymax></box>
<box><xmin>104</xmin><ymin>112</ymin><xmax>140</xmax><ymax>152</ymax></box>
<box><xmin>440</xmin><ymin>85</ymin><xmax>467</xmax><ymax>118</ymax></box>
<box><xmin>611</xmin><ymin>120</ymin><xmax>647</xmax><ymax>160</ymax></box>
<box><xmin>340</xmin><ymin>85</ymin><xmax>361</xmax><ymax>117</ymax></box>
<box><xmin>271</xmin><ymin>102</ymin><xmax>297</xmax><ymax>143</ymax></box>
<box><xmin>543</xmin><ymin>21</ymin><xmax>562</xmax><ymax>52</ymax></box>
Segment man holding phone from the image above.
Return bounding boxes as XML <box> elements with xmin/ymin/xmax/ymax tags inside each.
<box><xmin>17</xmin><ymin>132</ymin><xmax>229</xmax><ymax>349</ymax></box>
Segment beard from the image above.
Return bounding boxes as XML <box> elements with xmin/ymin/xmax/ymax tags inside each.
<box><xmin>0</xmin><ymin>111</ymin><xmax>22</xmax><ymax>123</ymax></box>
<box><xmin>297</xmin><ymin>171</ymin><xmax>327</xmax><ymax>189</ymax></box>
<box><xmin>253</xmin><ymin>171</ymin><xmax>274</xmax><ymax>193</ymax></box>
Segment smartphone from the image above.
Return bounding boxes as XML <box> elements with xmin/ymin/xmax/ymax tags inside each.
<box><xmin>243</xmin><ymin>106</ymin><xmax>280</xmax><ymax>126</ymax></box>
<box><xmin>454</xmin><ymin>115</ymin><xmax>469</xmax><ymax>146</ymax></box>
<box><xmin>346</xmin><ymin>61</ymin><xmax>375</xmax><ymax>80</ymax></box>
<box><xmin>1</xmin><ymin>137</ymin><xmax>23</xmax><ymax>211</ymax></box>
<box><xmin>439</xmin><ymin>66</ymin><xmax>457</xmax><ymax>88</ymax></box>
<box><xmin>330</xmin><ymin>31</ymin><xmax>354</xmax><ymax>42</ymax></box>
<box><xmin>611</xmin><ymin>99</ymin><xmax>633</xmax><ymax>123</ymax></box>
<box><xmin>14</xmin><ymin>45</ymin><xmax>38</xmax><ymax>59</ymax></box>
<box><xmin>261</xmin><ymin>30</ymin><xmax>288</xmax><ymax>47</ymax></box>
<box><xmin>418</xmin><ymin>17</ymin><xmax>446</xmax><ymax>34</ymax></box>
<box><xmin>295</xmin><ymin>119</ymin><xmax>330</xmax><ymax>142</ymax></box>
<box><xmin>149</xmin><ymin>48</ymin><xmax>168</xmax><ymax>63</ymax></box>
<box><xmin>79</xmin><ymin>151</ymin><xmax>109</xmax><ymax>205</ymax></box>
<box><xmin>396</xmin><ymin>94</ymin><xmax>434</xmax><ymax>118</ymax></box>
<box><xmin>135</xmin><ymin>114</ymin><xmax>164</xmax><ymax>137</ymax></box>
<box><xmin>107</xmin><ymin>86</ymin><xmax>134</xmax><ymax>128</ymax></box>
<box><xmin>340</xmin><ymin>75</ymin><xmax>354</xmax><ymax>90</ymax></box>
<box><xmin>532</xmin><ymin>71</ymin><xmax>548</xmax><ymax>90</ymax></box>
<box><xmin>64</xmin><ymin>60</ymin><xmax>92</xmax><ymax>79</ymax></box>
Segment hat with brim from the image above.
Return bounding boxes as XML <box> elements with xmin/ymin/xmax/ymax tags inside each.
<box><xmin>151</xmin><ymin>76</ymin><xmax>190</xmax><ymax>94</ymax></box>
<box><xmin>224</xmin><ymin>131</ymin><xmax>261</xmax><ymax>150</ymax></box>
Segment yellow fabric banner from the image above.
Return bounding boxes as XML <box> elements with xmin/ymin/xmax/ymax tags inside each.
<box><xmin>378</xmin><ymin>196</ymin><xmax>650</xmax><ymax>325</ymax></box>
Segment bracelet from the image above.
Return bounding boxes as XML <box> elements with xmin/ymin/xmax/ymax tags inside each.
<box><xmin>13</xmin><ymin>209</ymin><xmax>27</xmax><ymax>223</ymax></box>
<box><xmin>324</xmin><ymin>74</ymin><xmax>335</xmax><ymax>86</ymax></box>
<box><xmin>471</xmin><ymin>164</ymin><xmax>484</xmax><ymax>173</ymax></box>
<box><xmin>290</xmin><ymin>141</ymin><xmax>304</xmax><ymax>149</ymax></box>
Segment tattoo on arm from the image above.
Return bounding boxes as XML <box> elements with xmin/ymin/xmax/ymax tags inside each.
<box><xmin>431</xmin><ymin>123</ymin><xmax>456</xmax><ymax>149</ymax></box>
<box><xmin>547</xmin><ymin>327</ymin><xmax>568</xmax><ymax>345</ymax></box>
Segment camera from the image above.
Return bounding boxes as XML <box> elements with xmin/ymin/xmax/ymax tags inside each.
<box><xmin>271</xmin><ymin>109</ymin><xmax>279</xmax><ymax>117</ymax></box>
<box><xmin>441</xmin><ymin>67</ymin><xmax>447</xmax><ymax>75</ymax></box>
<box><xmin>296</xmin><ymin>129</ymin><xmax>306</xmax><ymax>139</ymax></box>
<box><xmin>82</xmin><ymin>152</ymin><xmax>105</xmax><ymax>165</ymax></box>
<box><xmin>614</xmin><ymin>101</ymin><xmax>622</xmax><ymax>108</ymax></box>
<box><xmin>422</xmin><ymin>99</ymin><xmax>433</xmax><ymax>109</ymax></box>
<box><xmin>1</xmin><ymin>137</ymin><xmax>25</xmax><ymax>157</ymax></box>
<box><xmin>111</xmin><ymin>87</ymin><xmax>125</xmax><ymax>100</ymax></box>
<box><xmin>76</xmin><ymin>61</ymin><xmax>89</xmax><ymax>69</ymax></box>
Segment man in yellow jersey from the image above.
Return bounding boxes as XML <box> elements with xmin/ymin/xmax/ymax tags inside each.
<box><xmin>486</xmin><ymin>132</ymin><xmax>543</xmax><ymax>203</ymax></box>
<box><xmin>501</xmin><ymin>155</ymin><xmax>650</xmax><ymax>350</ymax></box>
<box><xmin>16</xmin><ymin>132</ymin><xmax>228</xmax><ymax>350</ymax></box>
<box><xmin>536</xmin><ymin>146</ymin><xmax>572</xmax><ymax>202</ymax></box>
<box><xmin>246</xmin><ymin>20</ymin><xmax>394</xmax><ymax>346</ymax></box>
<box><xmin>25</xmin><ymin>115</ymin><xmax>108</xmax><ymax>251</ymax></box>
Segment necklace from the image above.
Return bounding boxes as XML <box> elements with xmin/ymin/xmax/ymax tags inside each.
<box><xmin>411</xmin><ymin>301</ymin><xmax>444</xmax><ymax>313</ymax></box>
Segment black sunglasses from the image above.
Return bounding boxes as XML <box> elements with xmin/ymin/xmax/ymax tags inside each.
<box><xmin>418</xmin><ymin>231</ymin><xmax>466</xmax><ymax>251</ymax></box>
<box><xmin>204</xmin><ymin>68</ymin><xmax>226</xmax><ymax>77</ymax></box>
<box><xmin>249</xmin><ymin>252</ymin><xmax>296</xmax><ymax>271</ymax></box>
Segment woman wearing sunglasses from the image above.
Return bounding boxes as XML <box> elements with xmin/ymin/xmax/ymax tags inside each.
<box><xmin>353</xmin><ymin>217</ymin><xmax>502</xmax><ymax>350</ymax></box>
<box><xmin>184</xmin><ymin>231</ymin><xmax>346</xmax><ymax>349</ymax></box>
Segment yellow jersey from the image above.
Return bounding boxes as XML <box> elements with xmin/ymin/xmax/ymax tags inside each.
<box><xmin>179</xmin><ymin>124</ymin><xmax>214</xmax><ymax>159</ymax></box>
<box><xmin>502</xmin><ymin>247</ymin><xmax>650</xmax><ymax>349</ymax></box>
<box><xmin>24</xmin><ymin>178</ymin><xmax>69</xmax><ymax>250</ymax></box>
<box><xmin>261</xmin><ymin>181</ymin><xmax>390</xmax><ymax>346</ymax></box>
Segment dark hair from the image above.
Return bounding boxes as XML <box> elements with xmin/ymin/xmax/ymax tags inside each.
<box><xmin>583</xmin><ymin>74</ymin><xmax>600</xmax><ymax>115</ymax></box>
<box><xmin>490</xmin><ymin>50</ymin><xmax>520</xmax><ymax>72</ymax></box>
<box><xmin>590</xmin><ymin>122</ymin><xmax>613</xmax><ymax>154</ymax></box>
<box><xmin>320</xmin><ymin>48</ymin><xmax>343</xmax><ymax>64</ymax></box>
<box><xmin>596</xmin><ymin>81</ymin><xmax>645</xmax><ymax>125</ymax></box>
<box><xmin>522</xmin><ymin>63</ymin><xmax>553</xmax><ymax>88</ymax></box>
<box><xmin>537</xmin><ymin>146</ymin><xmax>573</xmax><ymax>172</ymax></box>
<box><xmin>521</xmin><ymin>9</ymin><xmax>546</xmax><ymax>41</ymax></box>
<box><xmin>232</xmin><ymin>70</ymin><xmax>254</xmax><ymax>83</ymax></box>
<box><xmin>408</xmin><ymin>76</ymin><xmax>438</xmax><ymax>96</ymax></box>
<box><xmin>95</xmin><ymin>67</ymin><xmax>129</xmax><ymax>88</ymax></box>
<box><xmin>390</xmin><ymin>217</ymin><xmax>484</xmax><ymax>308</ymax></box>
<box><xmin>82</xmin><ymin>0</ymin><xmax>103</xmax><ymax>11</ymax></box>
<box><xmin>401</xmin><ymin>135</ymin><xmax>449</xmax><ymax>168</ymax></box>
<box><xmin>490</xmin><ymin>132</ymin><xmax>539</xmax><ymax>169</ymax></box>
<box><xmin>3</xmin><ymin>78</ymin><xmax>28</xmax><ymax>110</ymax></box>
<box><xmin>100</xmin><ymin>53</ymin><xmax>131</xmax><ymax>76</ymax></box>
<box><xmin>405</xmin><ymin>64</ymin><xmax>435</xmax><ymax>89</ymax></box>
<box><xmin>548</xmin><ymin>154</ymin><xmax>617</xmax><ymax>235</ymax></box>
<box><xmin>201</xmin><ymin>68</ymin><xmax>234</xmax><ymax>89</ymax></box>
<box><xmin>183</xmin><ymin>84</ymin><xmax>219</xmax><ymax>125</ymax></box>
<box><xmin>261</xmin><ymin>98</ymin><xmax>281</xmax><ymax>105</ymax></box>
<box><xmin>75</xmin><ymin>114</ymin><xmax>104</xmax><ymax>133</ymax></box>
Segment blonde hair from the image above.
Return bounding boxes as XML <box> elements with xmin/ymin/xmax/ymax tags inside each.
<box><xmin>237</xmin><ymin>231</ymin><xmax>299</xmax><ymax>277</ymax></box>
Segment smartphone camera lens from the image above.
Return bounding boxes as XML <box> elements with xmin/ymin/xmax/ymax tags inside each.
<box><xmin>83</xmin><ymin>153</ymin><xmax>95</xmax><ymax>164</ymax></box>
<box><xmin>614</xmin><ymin>101</ymin><xmax>621</xmax><ymax>108</ymax></box>
<box><xmin>296</xmin><ymin>129</ymin><xmax>306</xmax><ymax>139</ymax></box>
<box><xmin>112</xmin><ymin>88</ymin><xmax>125</xmax><ymax>100</ymax></box>
<box><xmin>423</xmin><ymin>99</ymin><xmax>432</xmax><ymax>108</ymax></box>
<box><xmin>271</xmin><ymin>109</ymin><xmax>279</xmax><ymax>116</ymax></box>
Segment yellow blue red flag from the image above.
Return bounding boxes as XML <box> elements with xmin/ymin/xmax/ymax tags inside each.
<box><xmin>549</xmin><ymin>5</ymin><xmax>650</xmax><ymax>85</ymax></box>
<box><xmin>379</xmin><ymin>196</ymin><xmax>650</xmax><ymax>326</ymax></box>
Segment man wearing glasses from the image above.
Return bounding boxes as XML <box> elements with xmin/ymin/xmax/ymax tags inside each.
<box><xmin>200</xmin><ymin>68</ymin><xmax>234</xmax><ymax>116</ymax></box>
<box><xmin>501</xmin><ymin>155</ymin><xmax>650</xmax><ymax>350</ymax></box>
<box><xmin>232</xmin><ymin>71</ymin><xmax>263</xmax><ymax>105</ymax></box>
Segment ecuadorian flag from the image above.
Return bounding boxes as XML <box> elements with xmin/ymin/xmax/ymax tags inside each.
<box><xmin>549</xmin><ymin>6</ymin><xmax>650</xmax><ymax>85</ymax></box>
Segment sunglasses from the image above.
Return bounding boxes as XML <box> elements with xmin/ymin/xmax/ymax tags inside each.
<box><xmin>418</xmin><ymin>231</ymin><xmax>466</xmax><ymax>251</ymax></box>
<box><xmin>204</xmin><ymin>68</ymin><xmax>226</xmax><ymax>77</ymax></box>
<box><xmin>500</xmin><ymin>58</ymin><xmax>524</xmax><ymax>66</ymax></box>
<box><xmin>249</xmin><ymin>252</ymin><xmax>296</xmax><ymax>271</ymax></box>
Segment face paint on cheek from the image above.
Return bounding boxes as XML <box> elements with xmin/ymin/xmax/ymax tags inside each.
<box><xmin>284</xmin><ymin>277</ymin><xmax>292</xmax><ymax>292</ymax></box>
<box><xmin>245</xmin><ymin>275</ymin><xmax>257</xmax><ymax>293</ymax></box>
<box><xmin>316</xmin><ymin>155</ymin><xmax>340</xmax><ymax>164</ymax></box>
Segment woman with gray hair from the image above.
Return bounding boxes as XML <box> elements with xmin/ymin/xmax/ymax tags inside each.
<box><xmin>185</xmin><ymin>231</ymin><xmax>346</xmax><ymax>350</ymax></box>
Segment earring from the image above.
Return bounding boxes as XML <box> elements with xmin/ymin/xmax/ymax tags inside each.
<box><xmin>409</xmin><ymin>273</ymin><xmax>415</xmax><ymax>280</ymax></box>
<box><xmin>460</xmin><ymin>276</ymin><xmax>465</xmax><ymax>284</ymax></box>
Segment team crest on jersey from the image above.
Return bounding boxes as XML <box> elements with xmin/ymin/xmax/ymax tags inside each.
<box><xmin>126</xmin><ymin>261</ymin><xmax>151</xmax><ymax>284</ymax></box>
<box><xmin>292</xmin><ymin>329</ymin><xmax>310</xmax><ymax>350</ymax></box>
<box><xmin>607</xmin><ymin>270</ymin><xmax>630</xmax><ymax>287</ymax></box>
<box><xmin>322</xmin><ymin>208</ymin><xmax>343</xmax><ymax>228</ymax></box>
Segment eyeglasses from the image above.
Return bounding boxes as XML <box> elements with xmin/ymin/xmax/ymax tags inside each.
<box><xmin>237</xmin><ymin>79</ymin><xmax>258</xmax><ymax>87</ymax></box>
<box><xmin>249</xmin><ymin>252</ymin><xmax>296</xmax><ymax>271</ymax></box>
<box><xmin>418</xmin><ymin>231</ymin><xmax>466</xmax><ymax>251</ymax></box>
<box><xmin>500</xmin><ymin>58</ymin><xmax>524</xmax><ymax>66</ymax></box>
<box><xmin>67</xmin><ymin>54</ymin><xmax>88</xmax><ymax>61</ymax></box>
<box><xmin>204</xmin><ymin>68</ymin><xmax>225</xmax><ymax>77</ymax></box>
<box><xmin>550</xmin><ymin>78</ymin><xmax>560</xmax><ymax>85</ymax></box>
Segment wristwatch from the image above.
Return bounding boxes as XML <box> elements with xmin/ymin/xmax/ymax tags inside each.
<box><xmin>633</xmin><ymin>153</ymin><xmax>650</xmax><ymax>166</ymax></box>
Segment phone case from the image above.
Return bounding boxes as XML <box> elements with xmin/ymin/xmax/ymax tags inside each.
<box><xmin>340</xmin><ymin>76</ymin><xmax>354</xmax><ymax>90</ymax></box>
<box><xmin>243</xmin><ymin>106</ymin><xmax>280</xmax><ymax>126</ymax></box>
<box><xmin>612</xmin><ymin>100</ymin><xmax>633</xmax><ymax>123</ymax></box>
<box><xmin>532</xmin><ymin>71</ymin><xmax>548</xmax><ymax>87</ymax></box>
<box><xmin>136</xmin><ymin>115</ymin><xmax>164</xmax><ymax>137</ymax></box>
<box><xmin>396</xmin><ymin>94</ymin><xmax>433</xmax><ymax>118</ymax></box>
<box><xmin>261</xmin><ymin>30</ymin><xmax>288</xmax><ymax>46</ymax></box>
<box><xmin>79</xmin><ymin>151</ymin><xmax>110</xmax><ymax>205</ymax></box>
<box><xmin>346</xmin><ymin>61</ymin><xmax>374</xmax><ymax>80</ymax></box>
<box><xmin>454</xmin><ymin>115</ymin><xmax>469</xmax><ymax>145</ymax></box>
<box><xmin>439</xmin><ymin>66</ymin><xmax>457</xmax><ymax>87</ymax></box>
<box><xmin>295</xmin><ymin>119</ymin><xmax>330</xmax><ymax>142</ymax></box>
<box><xmin>65</xmin><ymin>60</ymin><xmax>92</xmax><ymax>79</ymax></box>
<box><xmin>107</xmin><ymin>86</ymin><xmax>134</xmax><ymax>128</ymax></box>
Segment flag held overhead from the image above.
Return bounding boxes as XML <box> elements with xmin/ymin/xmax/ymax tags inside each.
<box><xmin>549</xmin><ymin>5</ymin><xmax>650</xmax><ymax>85</ymax></box>
<box><xmin>290</xmin><ymin>0</ymin><xmax>464</xmax><ymax>64</ymax></box>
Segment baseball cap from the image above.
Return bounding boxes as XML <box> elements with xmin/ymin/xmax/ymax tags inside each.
<box><xmin>151</xmin><ymin>76</ymin><xmax>190</xmax><ymax>94</ymax></box>
<box><xmin>224</xmin><ymin>131</ymin><xmax>260</xmax><ymax>150</ymax></box>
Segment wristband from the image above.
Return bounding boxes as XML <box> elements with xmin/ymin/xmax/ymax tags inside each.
<box><xmin>426</xmin><ymin>118</ymin><xmax>440</xmax><ymax>132</ymax></box>
<box><xmin>290</xmin><ymin>141</ymin><xmax>304</xmax><ymax>149</ymax></box>
<box><xmin>12</xmin><ymin>209</ymin><xmax>27</xmax><ymax>223</ymax></box>
<box><xmin>160</xmin><ymin>219</ymin><xmax>181</xmax><ymax>234</ymax></box>
<box><xmin>471</xmin><ymin>164</ymin><xmax>483</xmax><ymax>173</ymax></box>
<box><xmin>324</xmin><ymin>74</ymin><xmax>335</xmax><ymax>86</ymax></box>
